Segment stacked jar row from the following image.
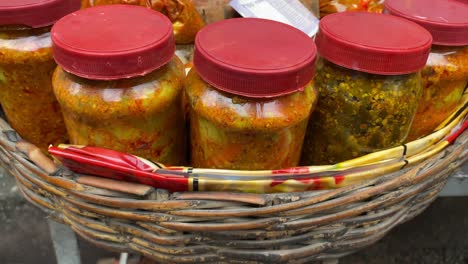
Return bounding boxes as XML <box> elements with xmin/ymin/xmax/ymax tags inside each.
<box><xmin>0</xmin><ymin>0</ymin><xmax>466</xmax><ymax>171</ymax></box>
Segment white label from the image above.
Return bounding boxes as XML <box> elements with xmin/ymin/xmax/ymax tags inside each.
<box><xmin>230</xmin><ymin>0</ymin><xmax>319</xmax><ymax>37</ymax></box>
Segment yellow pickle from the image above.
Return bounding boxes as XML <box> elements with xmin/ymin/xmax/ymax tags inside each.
<box><xmin>0</xmin><ymin>0</ymin><xmax>79</xmax><ymax>151</ymax></box>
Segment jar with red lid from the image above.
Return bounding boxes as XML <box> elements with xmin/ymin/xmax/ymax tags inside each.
<box><xmin>51</xmin><ymin>5</ymin><xmax>186</xmax><ymax>165</ymax></box>
<box><xmin>0</xmin><ymin>0</ymin><xmax>79</xmax><ymax>151</ymax></box>
<box><xmin>385</xmin><ymin>0</ymin><xmax>468</xmax><ymax>141</ymax></box>
<box><xmin>301</xmin><ymin>12</ymin><xmax>432</xmax><ymax>165</ymax></box>
<box><xmin>186</xmin><ymin>18</ymin><xmax>318</xmax><ymax>170</ymax></box>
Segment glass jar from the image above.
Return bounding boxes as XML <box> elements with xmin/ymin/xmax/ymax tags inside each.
<box><xmin>408</xmin><ymin>46</ymin><xmax>468</xmax><ymax>140</ymax></box>
<box><xmin>319</xmin><ymin>0</ymin><xmax>384</xmax><ymax>18</ymax></box>
<box><xmin>385</xmin><ymin>0</ymin><xmax>468</xmax><ymax>141</ymax></box>
<box><xmin>0</xmin><ymin>0</ymin><xmax>79</xmax><ymax>151</ymax></box>
<box><xmin>187</xmin><ymin>18</ymin><xmax>318</xmax><ymax>170</ymax></box>
<box><xmin>80</xmin><ymin>0</ymin><xmax>204</xmax><ymax>44</ymax></box>
<box><xmin>51</xmin><ymin>5</ymin><xmax>186</xmax><ymax>165</ymax></box>
<box><xmin>302</xmin><ymin>12</ymin><xmax>432</xmax><ymax>165</ymax></box>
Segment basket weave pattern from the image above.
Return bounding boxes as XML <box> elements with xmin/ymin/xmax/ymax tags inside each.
<box><xmin>0</xmin><ymin>115</ymin><xmax>466</xmax><ymax>263</ymax></box>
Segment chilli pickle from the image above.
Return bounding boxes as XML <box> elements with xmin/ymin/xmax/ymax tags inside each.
<box><xmin>302</xmin><ymin>12</ymin><xmax>432</xmax><ymax>165</ymax></box>
<box><xmin>51</xmin><ymin>5</ymin><xmax>186</xmax><ymax>165</ymax></box>
<box><xmin>0</xmin><ymin>0</ymin><xmax>79</xmax><ymax>150</ymax></box>
<box><xmin>186</xmin><ymin>18</ymin><xmax>318</xmax><ymax>170</ymax></box>
<box><xmin>385</xmin><ymin>0</ymin><xmax>468</xmax><ymax>141</ymax></box>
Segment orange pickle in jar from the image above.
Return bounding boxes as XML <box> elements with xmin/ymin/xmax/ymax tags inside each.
<box><xmin>409</xmin><ymin>46</ymin><xmax>468</xmax><ymax>140</ymax></box>
<box><xmin>319</xmin><ymin>0</ymin><xmax>384</xmax><ymax>18</ymax></box>
<box><xmin>186</xmin><ymin>18</ymin><xmax>318</xmax><ymax>170</ymax></box>
<box><xmin>80</xmin><ymin>0</ymin><xmax>204</xmax><ymax>45</ymax></box>
<box><xmin>385</xmin><ymin>0</ymin><xmax>468</xmax><ymax>141</ymax></box>
<box><xmin>51</xmin><ymin>5</ymin><xmax>186</xmax><ymax>165</ymax></box>
<box><xmin>187</xmin><ymin>70</ymin><xmax>317</xmax><ymax>170</ymax></box>
<box><xmin>0</xmin><ymin>0</ymin><xmax>80</xmax><ymax>151</ymax></box>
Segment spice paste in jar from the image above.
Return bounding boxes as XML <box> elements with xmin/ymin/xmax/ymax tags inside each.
<box><xmin>0</xmin><ymin>0</ymin><xmax>79</xmax><ymax>151</ymax></box>
<box><xmin>51</xmin><ymin>5</ymin><xmax>186</xmax><ymax>165</ymax></box>
<box><xmin>385</xmin><ymin>0</ymin><xmax>468</xmax><ymax>140</ymax></box>
<box><xmin>187</xmin><ymin>70</ymin><xmax>317</xmax><ymax>170</ymax></box>
<box><xmin>302</xmin><ymin>12</ymin><xmax>432</xmax><ymax>165</ymax></box>
<box><xmin>187</xmin><ymin>18</ymin><xmax>318</xmax><ymax>170</ymax></box>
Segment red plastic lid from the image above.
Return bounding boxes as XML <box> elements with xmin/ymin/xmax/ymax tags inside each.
<box><xmin>0</xmin><ymin>0</ymin><xmax>80</xmax><ymax>28</ymax></box>
<box><xmin>193</xmin><ymin>18</ymin><xmax>317</xmax><ymax>98</ymax></box>
<box><xmin>52</xmin><ymin>5</ymin><xmax>175</xmax><ymax>80</ymax></box>
<box><xmin>385</xmin><ymin>0</ymin><xmax>468</xmax><ymax>46</ymax></box>
<box><xmin>316</xmin><ymin>12</ymin><xmax>432</xmax><ymax>75</ymax></box>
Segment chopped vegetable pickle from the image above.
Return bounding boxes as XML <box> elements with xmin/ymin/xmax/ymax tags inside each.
<box><xmin>81</xmin><ymin>0</ymin><xmax>204</xmax><ymax>44</ymax></box>
<box><xmin>0</xmin><ymin>26</ymin><xmax>67</xmax><ymax>151</ymax></box>
<box><xmin>302</xmin><ymin>58</ymin><xmax>422</xmax><ymax>165</ymax></box>
<box><xmin>187</xmin><ymin>69</ymin><xmax>318</xmax><ymax>170</ymax></box>
<box><xmin>407</xmin><ymin>45</ymin><xmax>468</xmax><ymax>141</ymax></box>
<box><xmin>52</xmin><ymin>57</ymin><xmax>186</xmax><ymax>165</ymax></box>
<box><xmin>320</xmin><ymin>0</ymin><xmax>384</xmax><ymax>18</ymax></box>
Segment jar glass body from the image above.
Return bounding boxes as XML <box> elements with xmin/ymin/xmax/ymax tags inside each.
<box><xmin>407</xmin><ymin>45</ymin><xmax>467</xmax><ymax>141</ymax></box>
<box><xmin>0</xmin><ymin>26</ymin><xmax>68</xmax><ymax>151</ymax></box>
<box><xmin>80</xmin><ymin>0</ymin><xmax>204</xmax><ymax>45</ymax></box>
<box><xmin>320</xmin><ymin>0</ymin><xmax>384</xmax><ymax>17</ymax></box>
<box><xmin>52</xmin><ymin>57</ymin><xmax>186</xmax><ymax>165</ymax></box>
<box><xmin>186</xmin><ymin>69</ymin><xmax>318</xmax><ymax>170</ymax></box>
<box><xmin>302</xmin><ymin>57</ymin><xmax>422</xmax><ymax>165</ymax></box>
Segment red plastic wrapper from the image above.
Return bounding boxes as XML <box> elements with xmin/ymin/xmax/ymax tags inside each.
<box><xmin>49</xmin><ymin>145</ymin><xmax>189</xmax><ymax>192</ymax></box>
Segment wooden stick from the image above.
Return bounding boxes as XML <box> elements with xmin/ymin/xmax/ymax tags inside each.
<box><xmin>16</xmin><ymin>140</ymin><xmax>57</xmax><ymax>174</ymax></box>
<box><xmin>77</xmin><ymin>175</ymin><xmax>155</xmax><ymax>197</ymax></box>
<box><xmin>174</xmin><ymin>192</ymin><xmax>267</xmax><ymax>206</ymax></box>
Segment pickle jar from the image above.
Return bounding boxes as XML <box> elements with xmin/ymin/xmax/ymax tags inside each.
<box><xmin>301</xmin><ymin>12</ymin><xmax>432</xmax><ymax>165</ymax></box>
<box><xmin>385</xmin><ymin>0</ymin><xmax>468</xmax><ymax>141</ymax></box>
<box><xmin>320</xmin><ymin>0</ymin><xmax>385</xmax><ymax>18</ymax></box>
<box><xmin>80</xmin><ymin>0</ymin><xmax>205</xmax><ymax>45</ymax></box>
<box><xmin>51</xmin><ymin>5</ymin><xmax>186</xmax><ymax>165</ymax></box>
<box><xmin>186</xmin><ymin>18</ymin><xmax>318</xmax><ymax>170</ymax></box>
<box><xmin>0</xmin><ymin>0</ymin><xmax>79</xmax><ymax>151</ymax></box>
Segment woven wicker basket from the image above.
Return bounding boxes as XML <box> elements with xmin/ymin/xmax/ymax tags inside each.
<box><xmin>0</xmin><ymin>104</ymin><xmax>467</xmax><ymax>264</ymax></box>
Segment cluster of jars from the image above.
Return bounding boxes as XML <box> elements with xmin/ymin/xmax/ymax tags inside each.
<box><xmin>0</xmin><ymin>0</ymin><xmax>466</xmax><ymax>170</ymax></box>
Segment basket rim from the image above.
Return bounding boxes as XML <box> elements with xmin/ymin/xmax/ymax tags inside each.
<box><xmin>0</xmin><ymin>99</ymin><xmax>467</xmax><ymax>193</ymax></box>
<box><xmin>1</xmin><ymin>107</ymin><xmax>467</xmax><ymax>262</ymax></box>
<box><xmin>43</xmin><ymin>101</ymin><xmax>468</xmax><ymax>193</ymax></box>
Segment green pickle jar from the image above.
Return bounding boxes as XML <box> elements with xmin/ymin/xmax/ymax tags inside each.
<box><xmin>51</xmin><ymin>5</ymin><xmax>186</xmax><ymax>165</ymax></box>
<box><xmin>302</xmin><ymin>12</ymin><xmax>432</xmax><ymax>165</ymax></box>
<box><xmin>0</xmin><ymin>0</ymin><xmax>79</xmax><ymax>151</ymax></box>
<box><xmin>385</xmin><ymin>0</ymin><xmax>468</xmax><ymax>141</ymax></box>
<box><xmin>186</xmin><ymin>18</ymin><xmax>318</xmax><ymax>170</ymax></box>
